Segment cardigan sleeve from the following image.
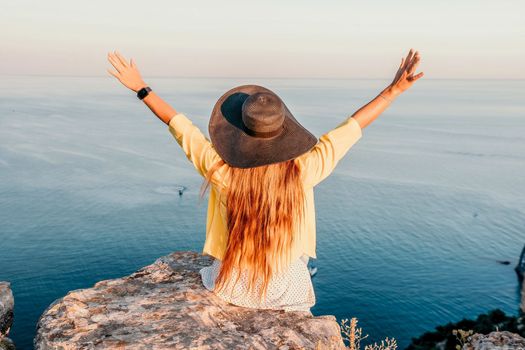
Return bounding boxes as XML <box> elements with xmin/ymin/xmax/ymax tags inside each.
<box><xmin>296</xmin><ymin>116</ymin><xmax>362</xmax><ymax>188</ymax></box>
<box><xmin>167</xmin><ymin>112</ymin><xmax>223</xmax><ymax>178</ymax></box>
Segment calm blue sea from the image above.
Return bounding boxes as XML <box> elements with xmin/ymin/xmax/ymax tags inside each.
<box><xmin>0</xmin><ymin>76</ymin><xmax>524</xmax><ymax>349</ymax></box>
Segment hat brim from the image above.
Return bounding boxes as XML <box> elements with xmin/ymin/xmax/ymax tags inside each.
<box><xmin>209</xmin><ymin>84</ymin><xmax>318</xmax><ymax>168</ymax></box>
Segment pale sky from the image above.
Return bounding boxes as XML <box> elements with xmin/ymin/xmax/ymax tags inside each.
<box><xmin>2</xmin><ymin>0</ymin><xmax>524</xmax><ymax>79</ymax></box>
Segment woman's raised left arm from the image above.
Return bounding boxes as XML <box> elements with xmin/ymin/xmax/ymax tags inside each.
<box><xmin>106</xmin><ymin>51</ymin><xmax>222</xmax><ymax>178</ymax></box>
<box><xmin>107</xmin><ymin>50</ymin><xmax>176</xmax><ymax>125</ymax></box>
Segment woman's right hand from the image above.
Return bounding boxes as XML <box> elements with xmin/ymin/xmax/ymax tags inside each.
<box><xmin>390</xmin><ymin>48</ymin><xmax>424</xmax><ymax>94</ymax></box>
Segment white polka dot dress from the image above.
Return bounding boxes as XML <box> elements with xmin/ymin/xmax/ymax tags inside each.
<box><xmin>199</xmin><ymin>254</ymin><xmax>316</xmax><ymax>313</ymax></box>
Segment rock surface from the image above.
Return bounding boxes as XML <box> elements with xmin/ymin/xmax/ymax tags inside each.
<box><xmin>35</xmin><ymin>251</ymin><xmax>346</xmax><ymax>349</ymax></box>
<box><xmin>463</xmin><ymin>330</ymin><xmax>525</xmax><ymax>350</ymax></box>
<box><xmin>0</xmin><ymin>282</ymin><xmax>15</xmax><ymax>350</ymax></box>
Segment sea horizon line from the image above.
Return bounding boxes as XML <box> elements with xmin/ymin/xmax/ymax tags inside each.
<box><xmin>1</xmin><ymin>74</ymin><xmax>524</xmax><ymax>81</ymax></box>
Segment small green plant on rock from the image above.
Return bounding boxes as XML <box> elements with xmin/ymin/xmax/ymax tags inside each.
<box><xmin>340</xmin><ymin>317</ymin><xmax>398</xmax><ymax>350</ymax></box>
<box><xmin>452</xmin><ymin>328</ymin><xmax>474</xmax><ymax>350</ymax></box>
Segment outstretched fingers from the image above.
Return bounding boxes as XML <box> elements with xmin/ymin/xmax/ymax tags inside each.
<box><xmin>107</xmin><ymin>53</ymin><xmax>124</xmax><ymax>73</ymax></box>
<box><xmin>394</xmin><ymin>57</ymin><xmax>405</xmax><ymax>82</ymax></box>
<box><xmin>391</xmin><ymin>48</ymin><xmax>424</xmax><ymax>91</ymax></box>
<box><xmin>107</xmin><ymin>68</ymin><xmax>120</xmax><ymax>79</ymax></box>
<box><xmin>399</xmin><ymin>57</ymin><xmax>405</xmax><ymax>70</ymax></box>
<box><xmin>114</xmin><ymin>51</ymin><xmax>129</xmax><ymax>68</ymax></box>
<box><xmin>408</xmin><ymin>71</ymin><xmax>424</xmax><ymax>82</ymax></box>
<box><xmin>407</xmin><ymin>54</ymin><xmax>420</xmax><ymax>75</ymax></box>
<box><xmin>402</xmin><ymin>48</ymin><xmax>414</xmax><ymax>71</ymax></box>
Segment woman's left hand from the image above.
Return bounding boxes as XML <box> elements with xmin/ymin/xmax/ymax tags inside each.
<box><xmin>107</xmin><ymin>51</ymin><xmax>147</xmax><ymax>92</ymax></box>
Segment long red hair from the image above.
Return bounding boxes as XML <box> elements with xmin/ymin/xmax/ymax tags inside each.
<box><xmin>198</xmin><ymin>157</ymin><xmax>306</xmax><ymax>302</ymax></box>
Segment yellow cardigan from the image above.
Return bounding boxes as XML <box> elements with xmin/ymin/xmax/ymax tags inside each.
<box><xmin>167</xmin><ymin>112</ymin><xmax>362</xmax><ymax>265</ymax></box>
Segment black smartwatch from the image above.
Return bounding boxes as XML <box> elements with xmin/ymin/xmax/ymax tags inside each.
<box><xmin>137</xmin><ymin>86</ymin><xmax>152</xmax><ymax>100</ymax></box>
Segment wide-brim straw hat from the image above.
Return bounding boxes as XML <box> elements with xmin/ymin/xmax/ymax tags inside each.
<box><xmin>209</xmin><ymin>84</ymin><xmax>318</xmax><ymax>168</ymax></box>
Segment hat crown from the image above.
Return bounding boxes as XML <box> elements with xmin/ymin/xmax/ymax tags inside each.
<box><xmin>241</xmin><ymin>92</ymin><xmax>285</xmax><ymax>135</ymax></box>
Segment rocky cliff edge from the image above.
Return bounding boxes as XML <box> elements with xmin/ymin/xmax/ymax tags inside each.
<box><xmin>34</xmin><ymin>251</ymin><xmax>346</xmax><ymax>350</ymax></box>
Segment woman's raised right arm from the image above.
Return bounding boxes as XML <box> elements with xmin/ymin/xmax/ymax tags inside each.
<box><xmin>352</xmin><ymin>48</ymin><xmax>423</xmax><ymax>129</ymax></box>
<box><xmin>297</xmin><ymin>48</ymin><xmax>424</xmax><ymax>187</ymax></box>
